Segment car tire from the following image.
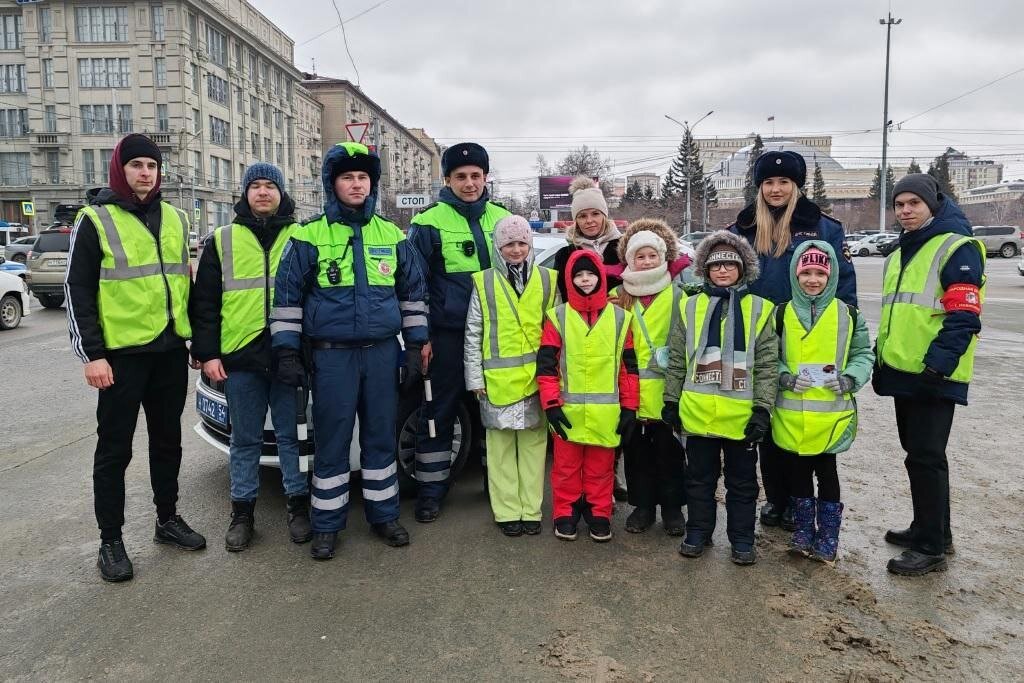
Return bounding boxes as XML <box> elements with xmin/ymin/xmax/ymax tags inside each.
<box><xmin>999</xmin><ymin>243</ymin><xmax>1018</xmax><ymax>258</ymax></box>
<box><xmin>12</xmin><ymin>253</ymin><xmax>25</xmax><ymax>263</ymax></box>
<box><xmin>0</xmin><ymin>293</ymin><xmax>21</xmax><ymax>329</ymax></box>
<box><xmin>37</xmin><ymin>293</ymin><xmax>65</xmax><ymax>309</ymax></box>
<box><xmin>394</xmin><ymin>387</ymin><xmax>473</xmax><ymax>498</ymax></box>
<box><xmin>858</xmin><ymin>248</ymin><xmax>869</xmax><ymax>257</ymax></box>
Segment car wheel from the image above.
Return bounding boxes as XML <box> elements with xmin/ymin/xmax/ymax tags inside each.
<box><xmin>858</xmin><ymin>248</ymin><xmax>869</xmax><ymax>257</ymax></box>
<box><xmin>0</xmin><ymin>293</ymin><xmax>21</xmax><ymax>329</ymax></box>
<box><xmin>12</xmin><ymin>253</ymin><xmax>25</xmax><ymax>263</ymax></box>
<box><xmin>1000</xmin><ymin>243</ymin><xmax>1018</xmax><ymax>258</ymax></box>
<box><xmin>37</xmin><ymin>293</ymin><xmax>64</xmax><ymax>309</ymax></box>
<box><xmin>395</xmin><ymin>387</ymin><xmax>472</xmax><ymax>498</ymax></box>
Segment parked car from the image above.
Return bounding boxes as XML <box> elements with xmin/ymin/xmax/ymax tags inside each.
<box><xmin>0</xmin><ymin>257</ymin><xmax>27</xmax><ymax>279</ymax></box>
<box><xmin>850</xmin><ymin>233</ymin><xmax>895</xmax><ymax>256</ymax></box>
<box><xmin>189</xmin><ymin>231</ymin><xmax>199</xmax><ymax>257</ymax></box>
<box><xmin>877</xmin><ymin>234</ymin><xmax>901</xmax><ymax>257</ymax></box>
<box><xmin>25</xmin><ymin>228</ymin><xmax>72</xmax><ymax>309</ymax></box>
<box><xmin>0</xmin><ymin>258</ymin><xmax>31</xmax><ymax>330</ymax></box>
<box><xmin>680</xmin><ymin>231</ymin><xmax>714</xmax><ymax>249</ymax></box>
<box><xmin>971</xmin><ymin>225</ymin><xmax>1023</xmax><ymax>258</ymax></box>
<box><xmin>4</xmin><ymin>235</ymin><xmax>36</xmax><ymax>264</ymax></box>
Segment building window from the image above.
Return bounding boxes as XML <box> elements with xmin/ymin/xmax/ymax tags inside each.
<box><xmin>0</xmin><ymin>109</ymin><xmax>28</xmax><ymax>137</ymax></box>
<box><xmin>235</xmin><ymin>87</ymin><xmax>243</xmax><ymax>113</ymax></box>
<box><xmin>39</xmin><ymin>8</ymin><xmax>52</xmax><ymax>43</ymax></box>
<box><xmin>0</xmin><ymin>152</ymin><xmax>30</xmax><ymax>185</ymax></box>
<box><xmin>237</xmin><ymin>126</ymin><xmax>244</xmax><ymax>152</ymax></box>
<box><xmin>259</xmin><ymin>60</ymin><xmax>267</xmax><ymax>88</ymax></box>
<box><xmin>43</xmin><ymin>105</ymin><xmax>56</xmax><ymax>133</ymax></box>
<box><xmin>100</xmin><ymin>149</ymin><xmax>113</xmax><ymax>182</ymax></box>
<box><xmin>206</xmin><ymin>73</ymin><xmax>227</xmax><ymax>105</ymax></box>
<box><xmin>247</xmin><ymin>50</ymin><xmax>257</xmax><ymax>82</ymax></box>
<box><xmin>0</xmin><ymin>64</ymin><xmax>25</xmax><ymax>93</ymax></box>
<box><xmin>233</xmin><ymin>41</ymin><xmax>242</xmax><ymax>71</ymax></box>
<box><xmin>206</xmin><ymin>25</ymin><xmax>227</xmax><ymax>66</ymax></box>
<box><xmin>117</xmin><ymin>104</ymin><xmax>132</xmax><ymax>133</ymax></box>
<box><xmin>210</xmin><ymin>155</ymin><xmax>220</xmax><ymax>188</ymax></box>
<box><xmin>47</xmin><ymin>151</ymin><xmax>60</xmax><ymax>184</ymax></box>
<box><xmin>42</xmin><ymin>58</ymin><xmax>54</xmax><ymax>88</ymax></box>
<box><xmin>78</xmin><ymin>58</ymin><xmax>131</xmax><ymax>88</ymax></box>
<box><xmin>154</xmin><ymin>57</ymin><xmax>166</xmax><ymax>87</ymax></box>
<box><xmin>0</xmin><ymin>14</ymin><xmax>23</xmax><ymax>49</ymax></box>
<box><xmin>156</xmin><ymin>104</ymin><xmax>168</xmax><ymax>133</ymax></box>
<box><xmin>274</xmin><ymin>109</ymin><xmax>281</xmax><ymax>130</ymax></box>
<box><xmin>192</xmin><ymin>108</ymin><xmax>200</xmax><ymax>134</ymax></box>
<box><xmin>191</xmin><ymin>62</ymin><xmax>200</xmax><ymax>92</ymax></box>
<box><xmin>193</xmin><ymin>150</ymin><xmax>202</xmax><ymax>183</ymax></box>
<box><xmin>209</xmin><ymin>115</ymin><xmax>229</xmax><ymax>146</ymax></box>
<box><xmin>250</xmin><ymin>95</ymin><xmax>259</xmax><ymax>125</ymax></box>
<box><xmin>250</xmin><ymin>132</ymin><xmax>257</xmax><ymax>155</ymax></box>
<box><xmin>75</xmin><ymin>7</ymin><xmax>129</xmax><ymax>42</ymax></box>
<box><xmin>81</xmin><ymin>105</ymin><xmax>114</xmax><ymax>134</ymax></box>
<box><xmin>151</xmin><ymin>5</ymin><xmax>165</xmax><ymax>41</ymax></box>
<box><xmin>83</xmin><ymin>150</ymin><xmax>96</xmax><ymax>185</ymax></box>
<box><xmin>264</xmin><ymin>137</ymin><xmax>271</xmax><ymax>161</ymax></box>
<box><xmin>276</xmin><ymin>142</ymin><xmax>283</xmax><ymax>166</ymax></box>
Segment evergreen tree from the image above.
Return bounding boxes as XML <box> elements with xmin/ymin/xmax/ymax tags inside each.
<box><xmin>624</xmin><ymin>180</ymin><xmax>642</xmax><ymax>204</ymax></box>
<box><xmin>811</xmin><ymin>163</ymin><xmax>831</xmax><ymax>212</ymax></box>
<box><xmin>927</xmin><ymin>151</ymin><xmax>958</xmax><ymax>201</ymax></box>
<box><xmin>742</xmin><ymin>135</ymin><xmax>765</xmax><ymax>204</ymax></box>
<box><xmin>642</xmin><ymin>184</ymin><xmax>655</xmax><ymax>201</ymax></box>
<box><xmin>868</xmin><ymin>165</ymin><xmax>895</xmax><ymax>201</ymax></box>
<box><xmin>907</xmin><ymin>158</ymin><xmax>922</xmax><ymax>175</ymax></box>
<box><xmin>663</xmin><ymin>127</ymin><xmax>714</xmax><ymax>221</ymax></box>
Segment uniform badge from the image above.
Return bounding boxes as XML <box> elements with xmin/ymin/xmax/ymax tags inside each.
<box><xmin>841</xmin><ymin>245</ymin><xmax>853</xmax><ymax>263</ymax></box>
<box><xmin>377</xmin><ymin>260</ymin><xmax>393</xmax><ymax>276</ymax></box>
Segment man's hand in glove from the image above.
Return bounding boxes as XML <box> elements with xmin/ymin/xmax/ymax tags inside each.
<box><xmin>661</xmin><ymin>401</ymin><xmax>682</xmax><ymax>433</ymax></box>
<box><xmin>779</xmin><ymin>371</ymin><xmax>813</xmax><ymax>393</ymax></box>
<box><xmin>545</xmin><ymin>406</ymin><xmax>573</xmax><ymax>441</ymax></box>
<box><xmin>616</xmin><ymin>408</ymin><xmax>637</xmax><ymax>439</ymax></box>
<box><xmin>743</xmin><ymin>406</ymin><xmax>771</xmax><ymax>444</ymax></box>
<box><xmin>275</xmin><ymin>348</ymin><xmax>306</xmax><ymax>387</ymax></box>
<box><xmin>823</xmin><ymin>374</ymin><xmax>855</xmax><ymax>395</ymax></box>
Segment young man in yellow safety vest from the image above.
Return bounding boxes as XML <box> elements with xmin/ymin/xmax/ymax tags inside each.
<box><xmin>190</xmin><ymin>163</ymin><xmax>311</xmax><ymax>552</ymax></box>
<box><xmin>65</xmin><ymin>133</ymin><xmax>206</xmax><ymax>583</ymax></box>
<box><xmin>872</xmin><ymin>174</ymin><xmax>985</xmax><ymax>577</ymax></box>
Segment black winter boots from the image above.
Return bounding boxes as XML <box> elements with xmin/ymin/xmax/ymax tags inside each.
<box><xmin>287</xmin><ymin>495</ymin><xmax>313</xmax><ymax>544</ymax></box>
<box><xmin>225</xmin><ymin>500</ymin><xmax>255</xmax><ymax>552</ymax></box>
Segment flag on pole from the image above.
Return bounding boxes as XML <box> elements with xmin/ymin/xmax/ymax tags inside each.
<box><xmin>767</xmin><ymin>116</ymin><xmax>775</xmax><ymax>122</ymax></box>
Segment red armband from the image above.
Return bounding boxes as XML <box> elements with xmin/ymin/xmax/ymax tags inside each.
<box><xmin>941</xmin><ymin>283</ymin><xmax>982</xmax><ymax>315</ymax></box>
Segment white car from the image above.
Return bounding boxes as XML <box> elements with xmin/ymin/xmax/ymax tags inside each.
<box><xmin>0</xmin><ymin>261</ymin><xmax>31</xmax><ymax>330</ymax></box>
<box><xmin>850</xmin><ymin>233</ymin><xmax>894</xmax><ymax>257</ymax></box>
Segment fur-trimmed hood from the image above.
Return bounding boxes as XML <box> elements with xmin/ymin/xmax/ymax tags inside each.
<box><xmin>616</xmin><ymin>218</ymin><xmax>679</xmax><ymax>264</ymax></box>
<box><xmin>694</xmin><ymin>230</ymin><xmax>760</xmax><ymax>285</ymax></box>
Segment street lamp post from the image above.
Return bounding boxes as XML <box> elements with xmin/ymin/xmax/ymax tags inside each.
<box><xmin>879</xmin><ymin>12</ymin><xmax>901</xmax><ymax>232</ymax></box>
<box><xmin>702</xmin><ymin>167</ymin><xmax>725</xmax><ymax>229</ymax></box>
<box><xmin>665</xmin><ymin>110</ymin><xmax>713</xmax><ymax>234</ymax></box>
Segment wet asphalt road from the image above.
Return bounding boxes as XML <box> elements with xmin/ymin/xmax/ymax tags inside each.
<box><xmin>1</xmin><ymin>258</ymin><xmax>1022</xmax><ymax>681</ymax></box>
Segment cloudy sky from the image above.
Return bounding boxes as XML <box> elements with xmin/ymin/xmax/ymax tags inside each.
<box><xmin>255</xmin><ymin>0</ymin><xmax>1024</xmax><ymax>191</ymax></box>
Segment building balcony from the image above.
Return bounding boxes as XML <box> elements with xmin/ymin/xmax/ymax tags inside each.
<box><xmin>32</xmin><ymin>132</ymin><xmax>70</xmax><ymax>147</ymax></box>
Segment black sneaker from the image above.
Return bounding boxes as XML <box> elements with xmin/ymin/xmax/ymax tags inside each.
<box><xmin>553</xmin><ymin>517</ymin><xmax>578</xmax><ymax>541</ymax></box>
<box><xmin>498</xmin><ymin>521</ymin><xmax>523</xmax><ymax>537</ymax></box>
<box><xmin>311</xmin><ymin>531</ymin><xmax>338</xmax><ymax>560</ymax></box>
<box><xmin>154</xmin><ymin>515</ymin><xmax>207</xmax><ymax>551</ymax></box>
<box><xmin>521</xmin><ymin>521</ymin><xmax>542</xmax><ymax>535</ymax></box>
<box><xmin>589</xmin><ymin>518</ymin><xmax>612</xmax><ymax>542</ymax></box>
<box><xmin>731</xmin><ymin>544</ymin><xmax>757</xmax><ymax>565</ymax></box>
<box><xmin>414</xmin><ymin>497</ymin><xmax>440</xmax><ymax>523</ymax></box>
<box><xmin>678</xmin><ymin>534</ymin><xmax>712</xmax><ymax>558</ymax></box>
<box><xmin>371</xmin><ymin>520</ymin><xmax>410</xmax><ymax>547</ymax></box>
<box><xmin>887</xmin><ymin>549</ymin><xmax>947</xmax><ymax>577</ymax></box>
<box><xmin>624</xmin><ymin>506</ymin><xmax>656</xmax><ymax>534</ymax></box>
<box><xmin>97</xmin><ymin>539</ymin><xmax>134</xmax><ymax>583</ymax></box>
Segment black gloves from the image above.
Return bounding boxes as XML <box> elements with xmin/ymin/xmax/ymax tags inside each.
<box><xmin>545</xmin><ymin>406</ymin><xmax>572</xmax><ymax>441</ymax></box>
<box><xmin>743</xmin><ymin>406</ymin><xmax>771</xmax><ymax>444</ymax></box>
<box><xmin>920</xmin><ymin>367</ymin><xmax>945</xmax><ymax>396</ymax></box>
<box><xmin>402</xmin><ymin>345</ymin><xmax>423</xmax><ymax>390</ymax></box>
<box><xmin>661</xmin><ymin>401</ymin><xmax>682</xmax><ymax>433</ymax></box>
<box><xmin>275</xmin><ymin>348</ymin><xmax>306</xmax><ymax>388</ymax></box>
<box><xmin>616</xmin><ymin>408</ymin><xmax>637</xmax><ymax>440</ymax></box>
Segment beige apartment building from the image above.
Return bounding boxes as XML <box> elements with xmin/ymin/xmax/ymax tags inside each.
<box><xmin>0</xmin><ymin>0</ymin><xmax>324</xmax><ymax>230</ymax></box>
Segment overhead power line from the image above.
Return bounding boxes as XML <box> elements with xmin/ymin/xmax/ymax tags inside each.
<box><xmin>897</xmin><ymin>65</ymin><xmax>1024</xmax><ymax>127</ymax></box>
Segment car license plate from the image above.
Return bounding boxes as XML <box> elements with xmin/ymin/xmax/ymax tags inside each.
<box><xmin>46</xmin><ymin>258</ymin><xmax>67</xmax><ymax>267</ymax></box>
<box><xmin>196</xmin><ymin>393</ymin><xmax>229</xmax><ymax>428</ymax></box>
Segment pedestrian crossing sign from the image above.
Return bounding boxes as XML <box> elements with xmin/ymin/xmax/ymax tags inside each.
<box><xmin>21</xmin><ymin>201</ymin><xmax>34</xmax><ymax>216</ymax></box>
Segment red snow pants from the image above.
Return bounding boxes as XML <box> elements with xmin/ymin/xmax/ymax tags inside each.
<box><xmin>551</xmin><ymin>437</ymin><xmax>615</xmax><ymax>520</ymax></box>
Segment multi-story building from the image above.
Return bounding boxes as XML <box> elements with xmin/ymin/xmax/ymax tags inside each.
<box><xmin>625</xmin><ymin>172</ymin><xmax>661</xmax><ymax>199</ymax></box>
<box><xmin>300</xmin><ymin>74</ymin><xmax>439</xmax><ymax>217</ymax></box>
<box><xmin>944</xmin><ymin>148</ymin><xmax>1003</xmax><ymax>193</ymax></box>
<box><xmin>0</xmin><ymin>0</ymin><xmax>323</xmax><ymax>231</ymax></box>
<box><xmin>292</xmin><ymin>83</ymin><xmax>322</xmax><ymax>212</ymax></box>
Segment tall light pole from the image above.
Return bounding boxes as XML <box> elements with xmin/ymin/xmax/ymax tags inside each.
<box><xmin>666</xmin><ymin>110</ymin><xmax>713</xmax><ymax>234</ymax></box>
<box><xmin>879</xmin><ymin>12</ymin><xmax>901</xmax><ymax>232</ymax></box>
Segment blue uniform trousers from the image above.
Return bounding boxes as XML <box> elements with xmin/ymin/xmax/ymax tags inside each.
<box><xmin>310</xmin><ymin>338</ymin><xmax>401</xmax><ymax>532</ymax></box>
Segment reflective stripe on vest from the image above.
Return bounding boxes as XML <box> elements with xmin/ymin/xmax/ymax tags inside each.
<box><xmin>678</xmin><ymin>293</ymin><xmax>771</xmax><ymax>440</ymax></box>
<box><xmin>628</xmin><ymin>286</ymin><xmax>681</xmax><ymax>420</ymax></box>
<box><xmin>85</xmin><ymin>203</ymin><xmax>192</xmax><ymax>349</ymax></box>
<box><xmin>410</xmin><ymin>202</ymin><xmax>510</xmax><ymax>274</ymax></box>
<box><xmin>772</xmin><ymin>299</ymin><xmax>856</xmax><ymax>454</ymax></box>
<box><xmin>473</xmin><ymin>266</ymin><xmax>556</xmax><ymax>406</ymax></box>
<box><xmin>877</xmin><ymin>233</ymin><xmax>985</xmax><ymax>383</ymax></box>
<box><xmin>215</xmin><ymin>222</ymin><xmax>297</xmax><ymax>354</ymax></box>
<box><xmin>548</xmin><ymin>303</ymin><xmax>631</xmax><ymax>447</ymax></box>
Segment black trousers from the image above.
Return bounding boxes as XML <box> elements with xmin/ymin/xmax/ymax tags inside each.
<box><xmin>94</xmin><ymin>347</ymin><xmax>188</xmax><ymax>540</ymax></box>
<box><xmin>787</xmin><ymin>451</ymin><xmax>841</xmax><ymax>502</ymax></box>
<box><xmin>759</xmin><ymin>440</ymin><xmax>789</xmax><ymax>510</ymax></box>
<box><xmin>623</xmin><ymin>420</ymin><xmax>686</xmax><ymax>509</ymax></box>
<box><xmin>894</xmin><ymin>396</ymin><xmax>955</xmax><ymax>556</ymax></box>
<box><xmin>685</xmin><ymin>436</ymin><xmax>759</xmax><ymax>546</ymax></box>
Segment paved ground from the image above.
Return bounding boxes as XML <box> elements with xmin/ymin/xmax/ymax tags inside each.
<box><xmin>1</xmin><ymin>258</ymin><xmax>1022</xmax><ymax>681</ymax></box>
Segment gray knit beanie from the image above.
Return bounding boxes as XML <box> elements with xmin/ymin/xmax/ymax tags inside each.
<box><xmin>892</xmin><ymin>173</ymin><xmax>941</xmax><ymax>214</ymax></box>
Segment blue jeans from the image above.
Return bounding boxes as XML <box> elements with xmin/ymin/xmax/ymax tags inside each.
<box><xmin>224</xmin><ymin>370</ymin><xmax>308</xmax><ymax>501</ymax></box>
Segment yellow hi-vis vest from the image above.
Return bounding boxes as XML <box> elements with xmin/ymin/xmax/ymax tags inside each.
<box><xmin>471</xmin><ymin>265</ymin><xmax>557</xmax><ymax>406</ymax></box>
<box><xmin>678</xmin><ymin>293</ymin><xmax>772</xmax><ymax>440</ymax></box>
<box><xmin>214</xmin><ymin>222</ymin><xmax>298</xmax><ymax>354</ymax></box>
<box><xmin>611</xmin><ymin>285</ymin><xmax>682</xmax><ymax>420</ymax></box>
<box><xmin>772</xmin><ymin>299</ymin><xmax>856</xmax><ymax>455</ymax></box>
<box><xmin>547</xmin><ymin>303</ymin><xmax>632</xmax><ymax>447</ymax></box>
<box><xmin>410</xmin><ymin>201</ymin><xmax>510</xmax><ymax>273</ymax></box>
<box><xmin>81</xmin><ymin>202</ymin><xmax>192</xmax><ymax>350</ymax></box>
<box><xmin>877</xmin><ymin>233</ymin><xmax>985</xmax><ymax>383</ymax></box>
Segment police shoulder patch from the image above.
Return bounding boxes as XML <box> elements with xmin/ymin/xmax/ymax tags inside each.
<box><xmin>841</xmin><ymin>245</ymin><xmax>853</xmax><ymax>263</ymax></box>
<box><xmin>301</xmin><ymin>213</ymin><xmax>325</xmax><ymax>226</ymax></box>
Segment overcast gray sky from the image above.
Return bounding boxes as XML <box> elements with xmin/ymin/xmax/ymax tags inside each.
<box><xmin>255</xmin><ymin>0</ymin><xmax>1024</xmax><ymax>191</ymax></box>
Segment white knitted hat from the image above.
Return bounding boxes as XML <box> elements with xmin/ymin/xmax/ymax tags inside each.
<box><xmin>569</xmin><ymin>176</ymin><xmax>609</xmax><ymax>218</ymax></box>
<box><xmin>624</xmin><ymin>230</ymin><xmax>667</xmax><ymax>266</ymax></box>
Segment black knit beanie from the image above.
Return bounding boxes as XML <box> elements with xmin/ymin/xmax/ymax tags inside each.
<box><xmin>119</xmin><ymin>134</ymin><xmax>162</xmax><ymax>167</ymax></box>
<box><xmin>892</xmin><ymin>173</ymin><xmax>941</xmax><ymax>214</ymax></box>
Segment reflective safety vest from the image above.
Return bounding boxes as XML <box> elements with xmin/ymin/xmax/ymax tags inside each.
<box><xmin>611</xmin><ymin>285</ymin><xmax>682</xmax><ymax>420</ymax></box>
<box><xmin>214</xmin><ymin>222</ymin><xmax>298</xmax><ymax>354</ymax></box>
<box><xmin>471</xmin><ymin>266</ymin><xmax>557</xmax><ymax>406</ymax></box>
<box><xmin>877</xmin><ymin>233</ymin><xmax>985</xmax><ymax>383</ymax></box>
<box><xmin>677</xmin><ymin>293</ymin><xmax>773</xmax><ymax>440</ymax></box>
<box><xmin>772</xmin><ymin>299</ymin><xmax>856</xmax><ymax>455</ymax></box>
<box><xmin>292</xmin><ymin>214</ymin><xmax>404</xmax><ymax>290</ymax></box>
<box><xmin>81</xmin><ymin>202</ymin><xmax>192</xmax><ymax>350</ymax></box>
<box><xmin>547</xmin><ymin>303</ymin><xmax>632</xmax><ymax>447</ymax></box>
<box><xmin>410</xmin><ymin>201</ymin><xmax>509</xmax><ymax>273</ymax></box>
